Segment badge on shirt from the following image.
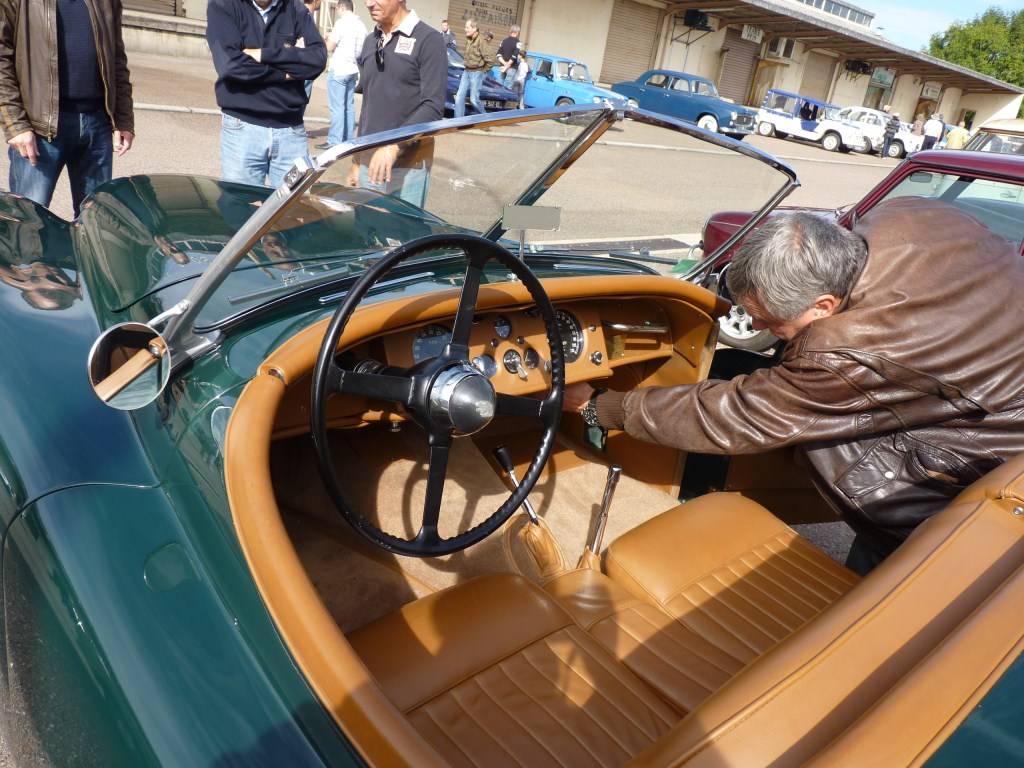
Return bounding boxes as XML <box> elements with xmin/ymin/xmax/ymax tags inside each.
<box><xmin>395</xmin><ymin>36</ymin><xmax>416</xmax><ymax>55</ymax></box>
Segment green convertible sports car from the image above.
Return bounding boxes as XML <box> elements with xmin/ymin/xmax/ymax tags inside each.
<box><xmin>1</xmin><ymin>105</ymin><xmax>1021</xmax><ymax>766</ymax></box>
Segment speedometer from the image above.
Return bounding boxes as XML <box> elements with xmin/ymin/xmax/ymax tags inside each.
<box><xmin>412</xmin><ymin>324</ymin><xmax>451</xmax><ymax>362</ymax></box>
<box><xmin>554</xmin><ymin>309</ymin><xmax>584</xmax><ymax>363</ymax></box>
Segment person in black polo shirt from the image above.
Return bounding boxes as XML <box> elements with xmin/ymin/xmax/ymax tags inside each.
<box><xmin>207</xmin><ymin>0</ymin><xmax>327</xmax><ymax>188</ymax></box>
<box><xmin>346</xmin><ymin>0</ymin><xmax>445</xmax><ymax>208</ymax></box>
<box><xmin>0</xmin><ymin>0</ymin><xmax>135</xmax><ymax>218</ymax></box>
<box><xmin>496</xmin><ymin>25</ymin><xmax>520</xmax><ymax>91</ymax></box>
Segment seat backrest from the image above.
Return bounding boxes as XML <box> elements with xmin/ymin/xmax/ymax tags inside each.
<box><xmin>630</xmin><ymin>453</ymin><xmax>1024</xmax><ymax>767</ymax></box>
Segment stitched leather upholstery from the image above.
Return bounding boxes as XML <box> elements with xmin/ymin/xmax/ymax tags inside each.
<box><xmin>604</xmin><ymin>495</ymin><xmax>858</xmax><ymax>670</ymax></box>
<box><xmin>544</xmin><ymin>496</ymin><xmax>858</xmax><ymax>714</ymax></box>
<box><xmin>348</xmin><ymin>573</ymin><xmax>678</xmax><ymax>768</ymax></box>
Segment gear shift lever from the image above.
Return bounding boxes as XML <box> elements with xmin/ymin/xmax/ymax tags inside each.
<box><xmin>492</xmin><ymin>445</ymin><xmax>540</xmax><ymax>525</ymax></box>
<box><xmin>585</xmin><ymin>465</ymin><xmax>621</xmax><ymax>559</ymax></box>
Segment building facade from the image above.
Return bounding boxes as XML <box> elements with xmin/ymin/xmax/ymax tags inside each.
<box><xmin>126</xmin><ymin>0</ymin><xmax>1022</xmax><ymax>127</ymax></box>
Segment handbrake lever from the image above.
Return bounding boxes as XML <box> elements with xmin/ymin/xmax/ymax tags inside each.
<box><xmin>492</xmin><ymin>445</ymin><xmax>540</xmax><ymax>525</ymax></box>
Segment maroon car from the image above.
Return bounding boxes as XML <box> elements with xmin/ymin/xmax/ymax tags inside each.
<box><xmin>687</xmin><ymin>150</ymin><xmax>1024</xmax><ymax>350</ymax></box>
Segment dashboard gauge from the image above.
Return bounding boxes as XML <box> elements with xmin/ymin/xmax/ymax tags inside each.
<box><xmin>523</xmin><ymin>348</ymin><xmax>540</xmax><ymax>369</ymax></box>
<box><xmin>493</xmin><ymin>315</ymin><xmax>512</xmax><ymax>339</ymax></box>
<box><xmin>412</xmin><ymin>324</ymin><xmax>451</xmax><ymax>362</ymax></box>
<box><xmin>554</xmin><ymin>309</ymin><xmax>584</xmax><ymax>363</ymax></box>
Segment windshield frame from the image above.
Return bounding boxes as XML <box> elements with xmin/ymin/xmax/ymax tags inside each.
<box><xmin>160</xmin><ymin>105</ymin><xmax>798</xmax><ymax>367</ymax></box>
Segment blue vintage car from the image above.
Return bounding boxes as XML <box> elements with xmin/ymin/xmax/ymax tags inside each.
<box><xmin>612</xmin><ymin>69</ymin><xmax>758</xmax><ymax>139</ymax></box>
<box><xmin>518</xmin><ymin>52</ymin><xmax>636</xmax><ymax>110</ymax></box>
<box><xmin>446</xmin><ymin>48</ymin><xmax>519</xmax><ymax>114</ymax></box>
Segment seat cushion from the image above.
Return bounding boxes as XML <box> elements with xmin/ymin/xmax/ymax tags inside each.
<box><xmin>348</xmin><ymin>573</ymin><xmax>678</xmax><ymax>768</ymax></box>
<box><xmin>605</xmin><ymin>494</ymin><xmax>859</xmax><ymax>667</ymax></box>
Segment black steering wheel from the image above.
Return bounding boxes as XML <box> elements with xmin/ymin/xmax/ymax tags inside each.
<box><xmin>311</xmin><ymin>233</ymin><xmax>565</xmax><ymax>557</ymax></box>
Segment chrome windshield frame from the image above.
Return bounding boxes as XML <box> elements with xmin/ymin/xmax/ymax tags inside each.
<box><xmin>159</xmin><ymin>103</ymin><xmax>798</xmax><ymax>365</ymax></box>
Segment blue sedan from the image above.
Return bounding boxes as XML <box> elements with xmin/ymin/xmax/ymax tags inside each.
<box><xmin>445</xmin><ymin>48</ymin><xmax>519</xmax><ymax>115</ymax></box>
<box><xmin>613</xmin><ymin>69</ymin><xmax>757</xmax><ymax>139</ymax></box>
<box><xmin>517</xmin><ymin>52</ymin><xmax>636</xmax><ymax>110</ymax></box>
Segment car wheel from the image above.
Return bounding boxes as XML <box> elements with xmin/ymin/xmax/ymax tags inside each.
<box><xmin>725</xmin><ymin>133</ymin><xmax>746</xmax><ymax>142</ymax></box>
<box><xmin>822</xmin><ymin>132</ymin><xmax>842</xmax><ymax>152</ymax></box>
<box><xmin>718</xmin><ymin>305</ymin><xmax>779</xmax><ymax>352</ymax></box>
<box><xmin>887</xmin><ymin>140</ymin><xmax>905</xmax><ymax>159</ymax></box>
<box><xmin>556</xmin><ymin>97</ymin><xmax>574</xmax><ymax>106</ymax></box>
<box><xmin>756</xmin><ymin>121</ymin><xmax>775</xmax><ymax>137</ymax></box>
<box><xmin>697</xmin><ymin>114</ymin><xmax>719</xmax><ymax>133</ymax></box>
<box><xmin>775</xmin><ymin>130</ymin><xmax>789</xmax><ymax>139</ymax></box>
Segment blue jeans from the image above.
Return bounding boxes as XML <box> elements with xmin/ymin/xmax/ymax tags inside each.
<box><xmin>8</xmin><ymin>110</ymin><xmax>112</xmax><ymax>218</ymax></box>
<box><xmin>220</xmin><ymin>114</ymin><xmax>309</xmax><ymax>188</ymax></box>
<box><xmin>454</xmin><ymin>70</ymin><xmax>485</xmax><ymax>117</ymax></box>
<box><xmin>502</xmin><ymin>68</ymin><xmax>517</xmax><ymax>91</ymax></box>
<box><xmin>358</xmin><ymin>160</ymin><xmax>430</xmax><ymax>209</ymax></box>
<box><xmin>327</xmin><ymin>73</ymin><xmax>357</xmax><ymax>146</ymax></box>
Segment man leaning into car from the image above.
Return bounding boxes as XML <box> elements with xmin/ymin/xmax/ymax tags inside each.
<box><xmin>566</xmin><ymin>200</ymin><xmax>1024</xmax><ymax>574</ymax></box>
<box><xmin>0</xmin><ymin>0</ymin><xmax>135</xmax><ymax>218</ymax></box>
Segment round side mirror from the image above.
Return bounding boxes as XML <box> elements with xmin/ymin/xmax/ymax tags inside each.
<box><xmin>88</xmin><ymin>322</ymin><xmax>171</xmax><ymax>410</ymax></box>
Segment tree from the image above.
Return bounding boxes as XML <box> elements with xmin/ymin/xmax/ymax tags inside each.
<box><xmin>928</xmin><ymin>7</ymin><xmax>1024</xmax><ymax>116</ymax></box>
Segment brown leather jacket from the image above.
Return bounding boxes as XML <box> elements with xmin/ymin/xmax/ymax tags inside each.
<box><xmin>0</xmin><ymin>0</ymin><xmax>134</xmax><ymax>141</ymax></box>
<box><xmin>598</xmin><ymin>198</ymin><xmax>1024</xmax><ymax>554</ymax></box>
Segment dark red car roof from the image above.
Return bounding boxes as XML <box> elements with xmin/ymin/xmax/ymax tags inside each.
<box><xmin>908</xmin><ymin>150</ymin><xmax>1024</xmax><ymax>179</ymax></box>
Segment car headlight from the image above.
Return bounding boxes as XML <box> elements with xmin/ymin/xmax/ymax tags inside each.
<box><xmin>628</xmin><ymin>99</ymin><xmax>639</xmax><ymax>110</ymax></box>
<box><xmin>730</xmin><ymin>111</ymin><xmax>738</xmax><ymax>120</ymax></box>
<box><xmin>592</xmin><ymin>96</ymin><xmax>603</xmax><ymax>104</ymax></box>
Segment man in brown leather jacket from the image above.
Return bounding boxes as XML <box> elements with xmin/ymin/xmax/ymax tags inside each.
<box><xmin>569</xmin><ymin>198</ymin><xmax>1024</xmax><ymax>572</ymax></box>
<box><xmin>0</xmin><ymin>0</ymin><xmax>135</xmax><ymax>216</ymax></box>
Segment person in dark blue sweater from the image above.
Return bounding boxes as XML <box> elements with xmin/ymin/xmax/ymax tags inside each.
<box><xmin>206</xmin><ymin>0</ymin><xmax>327</xmax><ymax>187</ymax></box>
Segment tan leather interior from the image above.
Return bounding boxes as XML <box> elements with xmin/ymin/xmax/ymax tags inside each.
<box><xmin>349</xmin><ymin>573</ymin><xmax>678</xmax><ymax>768</ymax></box>
<box><xmin>226</xmin><ymin>271</ymin><xmax>1024</xmax><ymax>767</ymax></box>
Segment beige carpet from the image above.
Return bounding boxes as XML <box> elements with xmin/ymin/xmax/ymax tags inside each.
<box><xmin>271</xmin><ymin>427</ymin><xmax>681</xmax><ymax>632</ymax></box>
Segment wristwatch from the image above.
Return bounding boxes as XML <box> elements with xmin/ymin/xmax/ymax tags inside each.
<box><xmin>581</xmin><ymin>389</ymin><xmax>605</xmax><ymax>428</ymax></box>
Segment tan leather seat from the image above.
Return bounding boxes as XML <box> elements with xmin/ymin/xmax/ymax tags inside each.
<box><xmin>546</xmin><ymin>494</ymin><xmax>859</xmax><ymax>714</ymax></box>
<box><xmin>348</xmin><ymin>573</ymin><xmax>679</xmax><ymax>768</ymax></box>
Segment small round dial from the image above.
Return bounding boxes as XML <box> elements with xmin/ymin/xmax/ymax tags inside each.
<box><xmin>472</xmin><ymin>354</ymin><xmax>498</xmax><ymax>378</ymax></box>
<box><xmin>502</xmin><ymin>349</ymin><xmax>523</xmax><ymax>374</ymax></box>
<box><xmin>554</xmin><ymin>309</ymin><xmax>584</xmax><ymax>363</ymax></box>
<box><xmin>493</xmin><ymin>315</ymin><xmax>512</xmax><ymax>339</ymax></box>
<box><xmin>524</xmin><ymin>348</ymin><xmax>540</xmax><ymax>369</ymax></box>
<box><xmin>412</xmin><ymin>324</ymin><xmax>451</xmax><ymax>362</ymax></box>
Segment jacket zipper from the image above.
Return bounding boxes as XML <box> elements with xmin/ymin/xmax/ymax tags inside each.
<box><xmin>83</xmin><ymin>0</ymin><xmax>114</xmax><ymax>128</ymax></box>
<box><xmin>46</xmin><ymin>0</ymin><xmax>56</xmax><ymax>139</ymax></box>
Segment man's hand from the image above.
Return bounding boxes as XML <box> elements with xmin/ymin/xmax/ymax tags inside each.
<box><xmin>113</xmin><ymin>130</ymin><xmax>134</xmax><ymax>157</ymax></box>
<box><xmin>243</xmin><ymin>48</ymin><xmax>262</xmax><ymax>62</ymax></box>
<box><xmin>367</xmin><ymin>145</ymin><xmax>400</xmax><ymax>185</ymax></box>
<box><xmin>563</xmin><ymin>382</ymin><xmax>595</xmax><ymax>413</ymax></box>
<box><xmin>8</xmin><ymin>130</ymin><xmax>38</xmax><ymax>166</ymax></box>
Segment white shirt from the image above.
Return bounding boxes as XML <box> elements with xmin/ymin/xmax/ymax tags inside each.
<box><xmin>251</xmin><ymin>0</ymin><xmax>279</xmax><ymax>24</ymax></box>
<box><xmin>380</xmin><ymin>9</ymin><xmax>420</xmax><ymax>45</ymax></box>
<box><xmin>329</xmin><ymin>11</ymin><xmax>368</xmax><ymax>76</ymax></box>
<box><xmin>924</xmin><ymin>118</ymin><xmax>944</xmax><ymax>138</ymax></box>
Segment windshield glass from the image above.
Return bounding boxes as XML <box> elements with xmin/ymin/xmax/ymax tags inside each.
<box><xmin>153</xmin><ymin>109</ymin><xmax>794</xmax><ymax>330</ymax></box>
<box><xmin>969</xmin><ymin>132</ymin><xmax>1024</xmax><ymax>155</ymax></box>
<box><xmin>447</xmin><ymin>48</ymin><xmax>464</xmax><ymax>68</ymax></box>
<box><xmin>878</xmin><ymin>170</ymin><xmax>1024</xmax><ymax>248</ymax></box>
<box><xmin>554</xmin><ymin>61</ymin><xmax>591</xmax><ymax>82</ymax></box>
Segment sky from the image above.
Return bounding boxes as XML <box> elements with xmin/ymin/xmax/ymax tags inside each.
<box><xmin>853</xmin><ymin>0</ymin><xmax>1024</xmax><ymax>51</ymax></box>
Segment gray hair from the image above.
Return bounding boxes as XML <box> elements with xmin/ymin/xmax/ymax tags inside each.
<box><xmin>726</xmin><ymin>212</ymin><xmax>867</xmax><ymax>320</ymax></box>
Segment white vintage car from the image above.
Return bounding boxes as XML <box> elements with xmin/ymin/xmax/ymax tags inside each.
<box><xmin>756</xmin><ymin>89</ymin><xmax>870</xmax><ymax>153</ymax></box>
<box><xmin>835</xmin><ymin>106</ymin><xmax>925</xmax><ymax>158</ymax></box>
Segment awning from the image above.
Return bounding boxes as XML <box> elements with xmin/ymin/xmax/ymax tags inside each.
<box><xmin>665</xmin><ymin>0</ymin><xmax>1024</xmax><ymax>94</ymax></box>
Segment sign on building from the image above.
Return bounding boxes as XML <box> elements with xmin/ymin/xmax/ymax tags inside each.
<box><xmin>741</xmin><ymin>25</ymin><xmax>764</xmax><ymax>44</ymax></box>
<box><xmin>448</xmin><ymin>0</ymin><xmax>524</xmax><ymax>48</ymax></box>
<box><xmin>921</xmin><ymin>82</ymin><xmax>942</xmax><ymax>100</ymax></box>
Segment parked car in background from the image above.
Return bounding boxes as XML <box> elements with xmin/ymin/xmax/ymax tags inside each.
<box><xmin>965</xmin><ymin>118</ymin><xmax>1024</xmax><ymax>155</ymax></box>
<box><xmin>835</xmin><ymin>106</ymin><xmax>924</xmax><ymax>158</ymax></box>
<box><xmin>611</xmin><ymin>69</ymin><xmax>758</xmax><ymax>139</ymax></box>
<box><xmin>756</xmin><ymin>89</ymin><xmax>870</xmax><ymax>153</ymax></box>
<box><xmin>446</xmin><ymin>47</ymin><xmax>519</xmax><ymax>115</ymax></box>
<box><xmin>519</xmin><ymin>52</ymin><xmax>636</xmax><ymax>109</ymax></box>
<box><xmin>683</xmin><ymin>149</ymin><xmax>1024</xmax><ymax>351</ymax></box>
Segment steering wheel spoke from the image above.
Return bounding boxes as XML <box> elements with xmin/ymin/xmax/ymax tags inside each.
<box><xmin>495</xmin><ymin>392</ymin><xmax>545</xmax><ymax>419</ymax></box>
<box><xmin>416</xmin><ymin>435</ymin><xmax>452</xmax><ymax>544</ymax></box>
<box><xmin>449</xmin><ymin>252</ymin><xmax>488</xmax><ymax>350</ymax></box>
<box><xmin>332</xmin><ymin>366</ymin><xmax>414</xmax><ymax>405</ymax></box>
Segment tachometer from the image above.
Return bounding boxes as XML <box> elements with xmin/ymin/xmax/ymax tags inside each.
<box><xmin>554</xmin><ymin>309</ymin><xmax>584</xmax><ymax>363</ymax></box>
<box><xmin>412</xmin><ymin>324</ymin><xmax>451</xmax><ymax>362</ymax></box>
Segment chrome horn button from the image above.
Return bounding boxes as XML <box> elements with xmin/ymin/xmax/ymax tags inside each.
<box><xmin>428</xmin><ymin>364</ymin><xmax>497</xmax><ymax>435</ymax></box>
